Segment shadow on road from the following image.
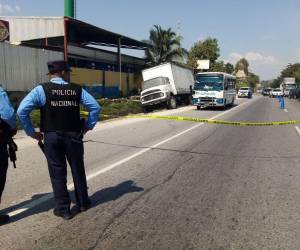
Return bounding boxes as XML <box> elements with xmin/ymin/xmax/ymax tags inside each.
<box><xmin>194</xmin><ymin>103</ymin><xmax>238</xmax><ymax>112</ymax></box>
<box><xmin>0</xmin><ymin>193</ymin><xmax>55</xmax><ymax>223</ymax></box>
<box><xmin>71</xmin><ymin>180</ymin><xmax>144</xmax><ymax>214</ymax></box>
<box><xmin>0</xmin><ymin>180</ymin><xmax>143</xmax><ymax>224</ymax></box>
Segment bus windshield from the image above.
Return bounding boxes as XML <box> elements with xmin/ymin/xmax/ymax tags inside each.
<box><xmin>194</xmin><ymin>75</ymin><xmax>224</xmax><ymax>91</ymax></box>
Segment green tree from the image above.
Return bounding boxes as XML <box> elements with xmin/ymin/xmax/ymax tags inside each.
<box><xmin>247</xmin><ymin>72</ymin><xmax>260</xmax><ymax>89</ymax></box>
<box><xmin>235</xmin><ymin>58</ymin><xmax>249</xmax><ymax>76</ymax></box>
<box><xmin>210</xmin><ymin>61</ymin><xmax>235</xmax><ymax>74</ymax></box>
<box><xmin>271</xmin><ymin>78</ymin><xmax>281</xmax><ymax>88</ymax></box>
<box><xmin>271</xmin><ymin>63</ymin><xmax>300</xmax><ymax>88</ymax></box>
<box><xmin>211</xmin><ymin>61</ymin><xmax>225</xmax><ymax>72</ymax></box>
<box><xmin>188</xmin><ymin>37</ymin><xmax>220</xmax><ymax>72</ymax></box>
<box><xmin>145</xmin><ymin>25</ymin><xmax>184</xmax><ymax>66</ymax></box>
<box><xmin>281</xmin><ymin>63</ymin><xmax>300</xmax><ymax>81</ymax></box>
<box><xmin>225</xmin><ymin>62</ymin><xmax>234</xmax><ymax>74</ymax></box>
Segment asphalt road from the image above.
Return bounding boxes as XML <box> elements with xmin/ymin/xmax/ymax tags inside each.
<box><xmin>1</xmin><ymin>95</ymin><xmax>300</xmax><ymax>250</ymax></box>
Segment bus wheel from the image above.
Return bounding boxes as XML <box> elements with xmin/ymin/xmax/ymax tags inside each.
<box><xmin>231</xmin><ymin>97</ymin><xmax>234</xmax><ymax>106</ymax></box>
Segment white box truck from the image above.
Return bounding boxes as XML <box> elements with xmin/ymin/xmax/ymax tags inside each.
<box><xmin>281</xmin><ymin>77</ymin><xmax>296</xmax><ymax>96</ymax></box>
<box><xmin>140</xmin><ymin>63</ymin><xmax>194</xmax><ymax>111</ymax></box>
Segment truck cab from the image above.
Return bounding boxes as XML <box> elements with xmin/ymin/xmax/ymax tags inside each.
<box><xmin>140</xmin><ymin>77</ymin><xmax>173</xmax><ymax>107</ymax></box>
<box><xmin>140</xmin><ymin>63</ymin><xmax>194</xmax><ymax>111</ymax></box>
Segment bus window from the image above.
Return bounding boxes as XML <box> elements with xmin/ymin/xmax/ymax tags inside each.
<box><xmin>224</xmin><ymin>78</ymin><xmax>229</xmax><ymax>90</ymax></box>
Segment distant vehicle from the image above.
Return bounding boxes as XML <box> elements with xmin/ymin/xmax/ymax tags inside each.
<box><xmin>262</xmin><ymin>88</ymin><xmax>272</xmax><ymax>96</ymax></box>
<box><xmin>270</xmin><ymin>88</ymin><xmax>283</xmax><ymax>97</ymax></box>
<box><xmin>140</xmin><ymin>63</ymin><xmax>194</xmax><ymax>111</ymax></box>
<box><xmin>192</xmin><ymin>72</ymin><xmax>236</xmax><ymax>109</ymax></box>
<box><xmin>238</xmin><ymin>87</ymin><xmax>252</xmax><ymax>98</ymax></box>
<box><xmin>288</xmin><ymin>88</ymin><xmax>300</xmax><ymax>99</ymax></box>
<box><xmin>281</xmin><ymin>77</ymin><xmax>296</xmax><ymax>96</ymax></box>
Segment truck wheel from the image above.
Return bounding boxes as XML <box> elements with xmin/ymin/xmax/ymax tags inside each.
<box><xmin>184</xmin><ymin>96</ymin><xmax>192</xmax><ymax>105</ymax></box>
<box><xmin>223</xmin><ymin>100</ymin><xmax>227</xmax><ymax>110</ymax></box>
<box><xmin>143</xmin><ymin>106</ymin><xmax>152</xmax><ymax>113</ymax></box>
<box><xmin>197</xmin><ymin>106</ymin><xmax>201</xmax><ymax>110</ymax></box>
<box><xmin>168</xmin><ymin>96</ymin><xmax>177</xmax><ymax>109</ymax></box>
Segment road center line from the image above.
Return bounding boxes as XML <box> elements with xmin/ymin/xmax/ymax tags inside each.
<box><xmin>8</xmin><ymin>98</ymin><xmax>255</xmax><ymax>217</ymax></box>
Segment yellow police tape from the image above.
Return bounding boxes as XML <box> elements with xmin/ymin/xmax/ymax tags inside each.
<box><xmin>80</xmin><ymin>111</ymin><xmax>300</xmax><ymax>126</ymax></box>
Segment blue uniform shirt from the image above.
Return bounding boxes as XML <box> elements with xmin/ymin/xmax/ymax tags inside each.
<box><xmin>17</xmin><ymin>77</ymin><xmax>101</xmax><ymax>136</ymax></box>
<box><xmin>0</xmin><ymin>86</ymin><xmax>17</xmax><ymax>129</ymax></box>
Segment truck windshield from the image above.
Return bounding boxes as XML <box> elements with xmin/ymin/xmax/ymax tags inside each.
<box><xmin>143</xmin><ymin>77</ymin><xmax>169</xmax><ymax>90</ymax></box>
<box><xmin>286</xmin><ymin>85</ymin><xmax>296</xmax><ymax>90</ymax></box>
<box><xmin>194</xmin><ymin>75</ymin><xmax>224</xmax><ymax>91</ymax></box>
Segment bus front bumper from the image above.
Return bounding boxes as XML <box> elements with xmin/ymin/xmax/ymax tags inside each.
<box><xmin>192</xmin><ymin>97</ymin><xmax>225</xmax><ymax>107</ymax></box>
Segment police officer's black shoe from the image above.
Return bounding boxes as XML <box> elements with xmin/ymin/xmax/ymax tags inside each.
<box><xmin>53</xmin><ymin>208</ymin><xmax>73</xmax><ymax>220</ymax></box>
<box><xmin>77</xmin><ymin>199</ymin><xmax>92</xmax><ymax>213</ymax></box>
<box><xmin>0</xmin><ymin>214</ymin><xmax>10</xmax><ymax>225</ymax></box>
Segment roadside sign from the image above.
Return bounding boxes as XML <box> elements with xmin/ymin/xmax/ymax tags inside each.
<box><xmin>197</xmin><ymin>60</ymin><xmax>210</xmax><ymax>70</ymax></box>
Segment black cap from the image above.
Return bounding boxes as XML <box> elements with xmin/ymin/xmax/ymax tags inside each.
<box><xmin>47</xmin><ymin>60</ymin><xmax>71</xmax><ymax>74</ymax></box>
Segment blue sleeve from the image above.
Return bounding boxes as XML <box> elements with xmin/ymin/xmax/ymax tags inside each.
<box><xmin>0</xmin><ymin>88</ymin><xmax>17</xmax><ymax>129</ymax></box>
<box><xmin>17</xmin><ymin>85</ymin><xmax>46</xmax><ymax>136</ymax></box>
<box><xmin>80</xmin><ymin>89</ymin><xmax>100</xmax><ymax>130</ymax></box>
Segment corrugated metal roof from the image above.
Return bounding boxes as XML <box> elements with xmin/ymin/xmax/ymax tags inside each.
<box><xmin>0</xmin><ymin>16</ymin><xmax>150</xmax><ymax>50</ymax></box>
<box><xmin>0</xmin><ymin>16</ymin><xmax>64</xmax><ymax>44</ymax></box>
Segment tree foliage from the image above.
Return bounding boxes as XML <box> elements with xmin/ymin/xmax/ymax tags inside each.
<box><xmin>188</xmin><ymin>37</ymin><xmax>220</xmax><ymax>72</ymax></box>
<box><xmin>281</xmin><ymin>63</ymin><xmax>300</xmax><ymax>81</ymax></box>
<box><xmin>271</xmin><ymin>63</ymin><xmax>300</xmax><ymax>88</ymax></box>
<box><xmin>145</xmin><ymin>25</ymin><xmax>184</xmax><ymax>66</ymax></box>
<box><xmin>209</xmin><ymin>61</ymin><xmax>235</xmax><ymax>74</ymax></box>
<box><xmin>225</xmin><ymin>62</ymin><xmax>235</xmax><ymax>74</ymax></box>
<box><xmin>247</xmin><ymin>72</ymin><xmax>260</xmax><ymax>89</ymax></box>
<box><xmin>235</xmin><ymin>58</ymin><xmax>249</xmax><ymax>75</ymax></box>
<box><xmin>210</xmin><ymin>61</ymin><xmax>225</xmax><ymax>72</ymax></box>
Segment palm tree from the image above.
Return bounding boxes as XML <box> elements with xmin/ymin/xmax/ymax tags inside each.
<box><xmin>145</xmin><ymin>25</ymin><xmax>184</xmax><ymax>66</ymax></box>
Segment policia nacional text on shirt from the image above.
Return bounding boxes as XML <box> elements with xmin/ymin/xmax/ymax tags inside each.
<box><xmin>18</xmin><ymin>60</ymin><xmax>100</xmax><ymax>220</ymax></box>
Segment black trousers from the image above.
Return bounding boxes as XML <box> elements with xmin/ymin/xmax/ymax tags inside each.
<box><xmin>0</xmin><ymin>144</ymin><xmax>8</xmax><ymax>201</ymax></box>
<box><xmin>44</xmin><ymin>132</ymin><xmax>89</xmax><ymax>212</ymax></box>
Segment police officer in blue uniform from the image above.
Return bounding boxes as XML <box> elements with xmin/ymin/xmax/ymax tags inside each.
<box><xmin>0</xmin><ymin>84</ymin><xmax>17</xmax><ymax>225</ymax></box>
<box><xmin>18</xmin><ymin>61</ymin><xmax>100</xmax><ymax>220</ymax></box>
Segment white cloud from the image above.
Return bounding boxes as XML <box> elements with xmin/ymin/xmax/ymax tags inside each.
<box><xmin>227</xmin><ymin>51</ymin><xmax>278</xmax><ymax>65</ymax></box>
<box><xmin>224</xmin><ymin>51</ymin><xmax>281</xmax><ymax>80</ymax></box>
<box><xmin>228</xmin><ymin>52</ymin><xmax>243</xmax><ymax>63</ymax></box>
<box><xmin>0</xmin><ymin>4</ymin><xmax>21</xmax><ymax>14</ymax></box>
<box><xmin>245</xmin><ymin>52</ymin><xmax>277</xmax><ymax>64</ymax></box>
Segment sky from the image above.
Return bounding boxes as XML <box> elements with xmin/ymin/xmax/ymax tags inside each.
<box><xmin>1</xmin><ymin>0</ymin><xmax>300</xmax><ymax>80</ymax></box>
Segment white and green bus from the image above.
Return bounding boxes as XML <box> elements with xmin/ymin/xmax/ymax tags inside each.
<box><xmin>192</xmin><ymin>72</ymin><xmax>236</xmax><ymax>109</ymax></box>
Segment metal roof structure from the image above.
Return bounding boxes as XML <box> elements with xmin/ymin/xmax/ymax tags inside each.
<box><xmin>67</xmin><ymin>18</ymin><xmax>149</xmax><ymax>50</ymax></box>
<box><xmin>0</xmin><ymin>16</ymin><xmax>149</xmax><ymax>95</ymax></box>
<box><xmin>0</xmin><ymin>16</ymin><xmax>150</xmax><ymax>50</ymax></box>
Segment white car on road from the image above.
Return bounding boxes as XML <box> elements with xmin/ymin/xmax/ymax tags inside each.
<box><xmin>270</xmin><ymin>88</ymin><xmax>283</xmax><ymax>98</ymax></box>
<box><xmin>238</xmin><ymin>87</ymin><xmax>252</xmax><ymax>98</ymax></box>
